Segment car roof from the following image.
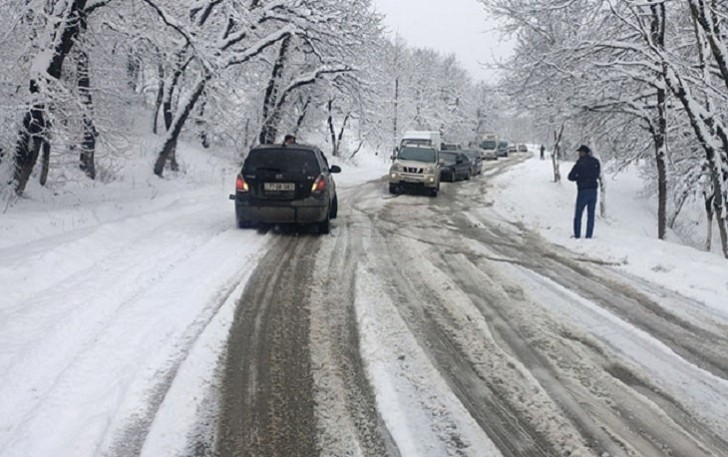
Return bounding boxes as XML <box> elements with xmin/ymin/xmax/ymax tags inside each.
<box><xmin>250</xmin><ymin>143</ymin><xmax>319</xmax><ymax>152</ymax></box>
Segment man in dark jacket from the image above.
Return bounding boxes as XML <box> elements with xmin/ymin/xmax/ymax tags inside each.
<box><xmin>568</xmin><ymin>145</ymin><xmax>601</xmax><ymax>238</ymax></box>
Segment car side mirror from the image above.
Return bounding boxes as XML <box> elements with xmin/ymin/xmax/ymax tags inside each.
<box><xmin>329</xmin><ymin>165</ymin><xmax>342</xmax><ymax>174</ymax></box>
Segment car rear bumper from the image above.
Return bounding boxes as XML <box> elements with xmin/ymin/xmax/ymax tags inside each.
<box><xmin>232</xmin><ymin>195</ymin><xmax>328</xmax><ymax>224</ymax></box>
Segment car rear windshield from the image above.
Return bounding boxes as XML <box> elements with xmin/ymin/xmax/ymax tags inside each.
<box><xmin>398</xmin><ymin>146</ymin><xmax>437</xmax><ymax>163</ymax></box>
<box><xmin>439</xmin><ymin>151</ymin><xmax>459</xmax><ymax>164</ymax></box>
<box><xmin>243</xmin><ymin>148</ymin><xmax>319</xmax><ymax>174</ymax></box>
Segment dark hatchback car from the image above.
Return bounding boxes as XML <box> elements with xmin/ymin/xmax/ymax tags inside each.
<box><xmin>439</xmin><ymin>151</ymin><xmax>472</xmax><ymax>182</ymax></box>
<box><xmin>497</xmin><ymin>140</ymin><xmax>510</xmax><ymax>157</ymax></box>
<box><xmin>461</xmin><ymin>149</ymin><xmax>483</xmax><ymax>175</ymax></box>
<box><xmin>229</xmin><ymin>144</ymin><xmax>341</xmax><ymax>234</ymax></box>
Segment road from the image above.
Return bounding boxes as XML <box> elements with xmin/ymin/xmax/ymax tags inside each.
<box><xmin>212</xmin><ymin>156</ymin><xmax>728</xmax><ymax>457</ymax></box>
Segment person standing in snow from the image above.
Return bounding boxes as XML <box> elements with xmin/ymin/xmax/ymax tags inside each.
<box><xmin>568</xmin><ymin>145</ymin><xmax>601</xmax><ymax>239</ymax></box>
<box><xmin>540</xmin><ymin>144</ymin><xmax>545</xmax><ymax>160</ymax></box>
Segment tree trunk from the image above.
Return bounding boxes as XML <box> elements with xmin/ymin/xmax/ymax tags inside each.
<box><xmin>77</xmin><ymin>12</ymin><xmax>97</xmax><ymax>180</ymax></box>
<box><xmin>197</xmin><ymin>99</ymin><xmax>209</xmax><ymax>148</ymax></box>
<box><xmin>259</xmin><ymin>36</ymin><xmax>291</xmax><ymax>144</ymax></box>
<box><xmin>154</xmin><ymin>78</ymin><xmax>207</xmax><ymax>177</ymax></box>
<box><xmin>335</xmin><ymin>112</ymin><xmax>351</xmax><ymax>158</ymax></box>
<box><xmin>127</xmin><ymin>50</ymin><xmax>139</xmax><ymax>93</ymax></box>
<box><xmin>711</xmin><ymin>171</ymin><xmax>728</xmax><ymax>257</ymax></box>
<box><xmin>327</xmin><ymin>99</ymin><xmax>337</xmax><ymax>154</ymax></box>
<box><xmin>293</xmin><ymin>96</ymin><xmax>311</xmax><ymax>135</ymax></box>
<box><xmin>651</xmin><ymin>2</ymin><xmax>668</xmax><ymax>240</ymax></box>
<box><xmin>153</xmin><ymin>61</ymin><xmax>165</xmax><ymax>135</ymax></box>
<box><xmin>705</xmin><ymin>189</ymin><xmax>715</xmax><ymax>251</ymax></box>
<box><xmin>393</xmin><ymin>76</ymin><xmax>399</xmax><ymax>146</ymax></box>
<box><xmin>159</xmin><ymin>51</ymin><xmax>193</xmax><ymax>169</ymax></box>
<box><xmin>10</xmin><ymin>0</ymin><xmax>89</xmax><ymax>195</ymax></box>
<box><xmin>39</xmin><ymin>139</ymin><xmax>50</xmax><ymax>186</ymax></box>
<box><xmin>551</xmin><ymin>124</ymin><xmax>564</xmax><ymax>183</ymax></box>
<box><xmin>13</xmin><ymin>98</ymin><xmax>49</xmax><ymax>195</ymax></box>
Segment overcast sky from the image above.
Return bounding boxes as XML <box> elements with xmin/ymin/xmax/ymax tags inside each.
<box><xmin>371</xmin><ymin>0</ymin><xmax>514</xmax><ymax>83</ymax></box>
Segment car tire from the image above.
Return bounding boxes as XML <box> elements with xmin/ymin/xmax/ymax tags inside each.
<box><xmin>237</xmin><ymin>219</ymin><xmax>253</xmax><ymax>229</ymax></box>
<box><xmin>389</xmin><ymin>184</ymin><xmax>398</xmax><ymax>194</ymax></box>
<box><xmin>319</xmin><ymin>215</ymin><xmax>331</xmax><ymax>234</ymax></box>
<box><xmin>330</xmin><ymin>196</ymin><xmax>338</xmax><ymax>219</ymax></box>
<box><xmin>430</xmin><ymin>187</ymin><xmax>438</xmax><ymax>197</ymax></box>
<box><xmin>466</xmin><ymin>170</ymin><xmax>471</xmax><ymax>180</ymax></box>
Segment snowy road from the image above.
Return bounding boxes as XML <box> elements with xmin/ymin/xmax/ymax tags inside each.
<box><xmin>214</xmin><ymin>158</ymin><xmax>728</xmax><ymax>456</ymax></box>
<box><xmin>2</xmin><ymin>154</ymin><xmax>728</xmax><ymax>457</ymax></box>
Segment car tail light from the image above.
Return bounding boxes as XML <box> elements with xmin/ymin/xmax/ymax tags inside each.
<box><xmin>311</xmin><ymin>174</ymin><xmax>326</xmax><ymax>193</ymax></box>
<box><xmin>236</xmin><ymin>174</ymin><xmax>249</xmax><ymax>192</ymax></box>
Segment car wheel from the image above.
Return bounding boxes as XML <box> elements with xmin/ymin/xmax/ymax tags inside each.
<box><xmin>330</xmin><ymin>195</ymin><xmax>338</xmax><ymax>219</ymax></box>
<box><xmin>430</xmin><ymin>187</ymin><xmax>438</xmax><ymax>197</ymax></box>
<box><xmin>466</xmin><ymin>170</ymin><xmax>471</xmax><ymax>180</ymax></box>
<box><xmin>389</xmin><ymin>184</ymin><xmax>398</xmax><ymax>194</ymax></box>
<box><xmin>319</xmin><ymin>215</ymin><xmax>331</xmax><ymax>234</ymax></box>
<box><xmin>237</xmin><ymin>219</ymin><xmax>253</xmax><ymax>229</ymax></box>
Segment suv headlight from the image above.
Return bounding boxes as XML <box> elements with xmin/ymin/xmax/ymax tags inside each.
<box><xmin>424</xmin><ymin>166</ymin><xmax>435</xmax><ymax>174</ymax></box>
<box><xmin>390</xmin><ymin>163</ymin><xmax>403</xmax><ymax>172</ymax></box>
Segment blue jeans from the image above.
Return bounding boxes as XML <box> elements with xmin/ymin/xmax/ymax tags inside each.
<box><xmin>574</xmin><ymin>188</ymin><xmax>597</xmax><ymax>238</ymax></box>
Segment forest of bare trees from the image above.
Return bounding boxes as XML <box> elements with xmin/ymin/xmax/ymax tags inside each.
<box><xmin>0</xmin><ymin>0</ymin><xmax>496</xmax><ymax>197</ymax></box>
<box><xmin>2</xmin><ymin>0</ymin><xmax>727</xmax><ymax>256</ymax></box>
<box><xmin>480</xmin><ymin>0</ymin><xmax>728</xmax><ymax>257</ymax></box>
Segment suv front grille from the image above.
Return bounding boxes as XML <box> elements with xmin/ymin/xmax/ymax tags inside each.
<box><xmin>404</xmin><ymin>167</ymin><xmax>423</xmax><ymax>174</ymax></box>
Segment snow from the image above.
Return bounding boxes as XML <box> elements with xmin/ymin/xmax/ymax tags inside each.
<box><xmin>1</xmin><ymin>142</ymin><xmax>727</xmax><ymax>456</ymax></box>
<box><xmin>490</xmin><ymin>154</ymin><xmax>728</xmax><ymax>319</ymax></box>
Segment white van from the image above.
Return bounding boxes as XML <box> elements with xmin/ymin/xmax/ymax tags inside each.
<box><xmin>400</xmin><ymin>131</ymin><xmax>442</xmax><ymax>152</ymax></box>
<box><xmin>479</xmin><ymin>133</ymin><xmax>499</xmax><ymax>160</ymax></box>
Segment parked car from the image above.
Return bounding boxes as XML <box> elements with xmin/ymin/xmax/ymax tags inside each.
<box><xmin>461</xmin><ymin>149</ymin><xmax>483</xmax><ymax>175</ymax></box>
<box><xmin>497</xmin><ymin>140</ymin><xmax>510</xmax><ymax>157</ymax></box>
<box><xmin>229</xmin><ymin>144</ymin><xmax>341</xmax><ymax>234</ymax></box>
<box><xmin>480</xmin><ymin>147</ymin><xmax>498</xmax><ymax>161</ymax></box>
<box><xmin>389</xmin><ymin>144</ymin><xmax>441</xmax><ymax>196</ymax></box>
<box><xmin>508</xmin><ymin>144</ymin><xmax>517</xmax><ymax>154</ymax></box>
<box><xmin>517</xmin><ymin>143</ymin><xmax>529</xmax><ymax>153</ymax></box>
<box><xmin>439</xmin><ymin>151</ymin><xmax>472</xmax><ymax>182</ymax></box>
<box><xmin>441</xmin><ymin>143</ymin><xmax>462</xmax><ymax>151</ymax></box>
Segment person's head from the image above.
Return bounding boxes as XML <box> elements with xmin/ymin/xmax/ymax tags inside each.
<box><xmin>283</xmin><ymin>134</ymin><xmax>296</xmax><ymax>145</ymax></box>
<box><xmin>576</xmin><ymin>144</ymin><xmax>591</xmax><ymax>157</ymax></box>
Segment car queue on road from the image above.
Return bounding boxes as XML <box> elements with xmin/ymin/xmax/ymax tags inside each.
<box><xmin>387</xmin><ymin>130</ymin><xmax>530</xmax><ymax>197</ymax></box>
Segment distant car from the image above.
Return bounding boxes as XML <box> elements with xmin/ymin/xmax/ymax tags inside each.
<box><xmin>441</xmin><ymin>143</ymin><xmax>462</xmax><ymax>151</ymax></box>
<box><xmin>497</xmin><ymin>140</ymin><xmax>510</xmax><ymax>157</ymax></box>
<box><xmin>508</xmin><ymin>144</ymin><xmax>517</xmax><ymax>154</ymax></box>
<box><xmin>480</xmin><ymin>148</ymin><xmax>497</xmax><ymax>160</ymax></box>
<box><xmin>517</xmin><ymin>144</ymin><xmax>528</xmax><ymax>153</ymax></box>
<box><xmin>229</xmin><ymin>144</ymin><xmax>341</xmax><ymax>234</ymax></box>
<box><xmin>439</xmin><ymin>151</ymin><xmax>472</xmax><ymax>182</ymax></box>
<box><xmin>479</xmin><ymin>134</ymin><xmax>499</xmax><ymax>160</ymax></box>
<box><xmin>461</xmin><ymin>149</ymin><xmax>483</xmax><ymax>175</ymax></box>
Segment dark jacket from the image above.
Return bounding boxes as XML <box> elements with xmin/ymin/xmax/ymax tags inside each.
<box><xmin>568</xmin><ymin>155</ymin><xmax>601</xmax><ymax>190</ymax></box>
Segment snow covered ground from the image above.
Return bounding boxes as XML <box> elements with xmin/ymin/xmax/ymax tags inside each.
<box><xmin>1</xmin><ymin>142</ymin><xmax>726</xmax><ymax>456</ymax></box>
<box><xmin>490</xmin><ymin>152</ymin><xmax>728</xmax><ymax>318</ymax></box>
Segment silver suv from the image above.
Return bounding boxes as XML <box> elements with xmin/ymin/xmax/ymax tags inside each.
<box><xmin>388</xmin><ymin>144</ymin><xmax>441</xmax><ymax>197</ymax></box>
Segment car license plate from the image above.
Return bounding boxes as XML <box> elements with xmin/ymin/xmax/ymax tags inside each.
<box><xmin>264</xmin><ymin>182</ymin><xmax>295</xmax><ymax>191</ymax></box>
